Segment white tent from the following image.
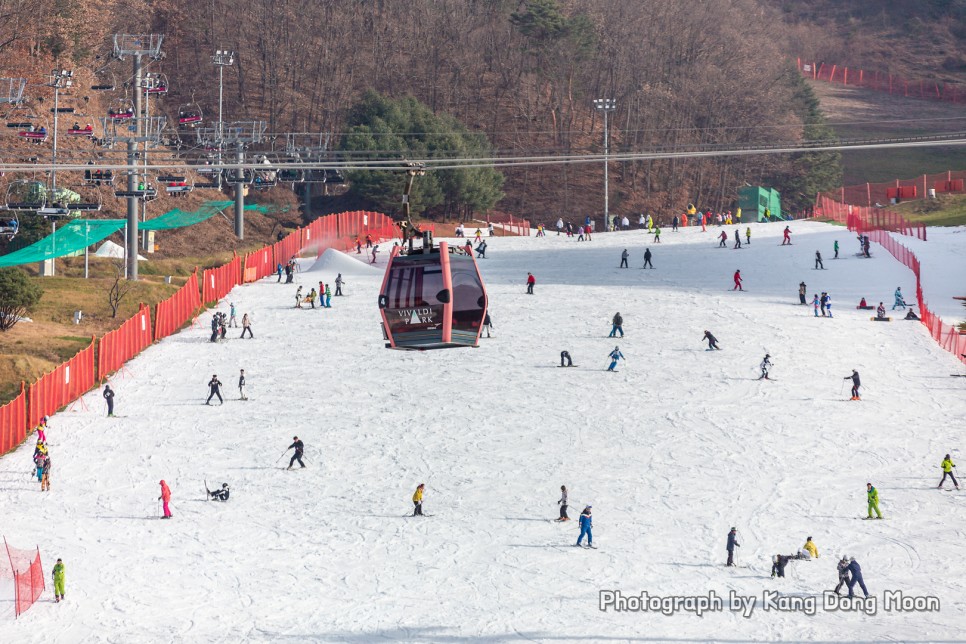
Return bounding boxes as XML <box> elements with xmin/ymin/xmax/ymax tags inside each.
<box><xmin>93</xmin><ymin>240</ymin><xmax>146</xmax><ymax>261</ymax></box>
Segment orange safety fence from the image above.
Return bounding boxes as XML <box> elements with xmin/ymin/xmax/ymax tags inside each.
<box><xmin>28</xmin><ymin>338</ymin><xmax>96</xmax><ymax>429</ymax></box>
<box><xmin>243</xmin><ymin>246</ymin><xmax>276</xmax><ymax>283</ymax></box>
<box><xmin>0</xmin><ymin>383</ymin><xmax>26</xmax><ymax>455</ymax></box>
<box><xmin>97</xmin><ymin>304</ymin><xmax>153</xmax><ymax>381</ymax></box>
<box><xmin>202</xmin><ymin>253</ymin><xmax>241</xmax><ymax>305</ymax></box>
<box><xmin>485</xmin><ymin>213</ymin><xmax>532</xmax><ymax>236</ymax></box>
<box><xmin>154</xmin><ymin>270</ymin><xmax>202</xmax><ymax>341</ymax></box>
<box><xmin>812</xmin><ymin>196</ymin><xmax>927</xmax><ymax>241</ymax></box>
<box><xmin>798</xmin><ymin>58</ymin><xmax>966</xmax><ymax>104</ymax></box>
<box><xmin>818</xmin><ymin>170</ymin><xmax>966</xmax><ymax>210</ymax></box>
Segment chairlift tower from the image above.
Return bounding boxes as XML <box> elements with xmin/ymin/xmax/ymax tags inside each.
<box><xmin>224</xmin><ymin>121</ymin><xmax>266</xmax><ymax>240</ymax></box>
<box><xmin>112</xmin><ymin>33</ymin><xmax>164</xmax><ymax>280</ymax></box>
<box><xmin>0</xmin><ymin>78</ymin><xmax>27</xmax><ymax>105</ymax></box>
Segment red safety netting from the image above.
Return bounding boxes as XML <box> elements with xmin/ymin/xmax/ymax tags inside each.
<box><xmin>812</xmin><ymin>196</ymin><xmax>927</xmax><ymax>241</ymax></box>
<box><xmin>4</xmin><ymin>538</ymin><xmax>44</xmax><ymax>618</ymax></box>
<box><xmin>485</xmin><ymin>213</ymin><xmax>531</xmax><ymax>236</ymax></box>
<box><xmin>154</xmin><ymin>271</ymin><xmax>202</xmax><ymax>341</ymax></box>
<box><xmin>243</xmin><ymin>246</ymin><xmax>275</xmax><ymax>283</ymax></box>
<box><xmin>798</xmin><ymin>59</ymin><xmax>966</xmax><ymax>104</ymax></box>
<box><xmin>202</xmin><ymin>254</ymin><xmax>241</xmax><ymax>305</ymax></box>
<box><xmin>0</xmin><ymin>383</ymin><xmax>26</xmax><ymax>456</ymax></box>
<box><xmin>97</xmin><ymin>304</ymin><xmax>153</xmax><ymax>381</ymax></box>
<box><xmin>27</xmin><ymin>338</ymin><xmax>96</xmax><ymax>430</ymax></box>
<box><xmin>817</xmin><ymin>171</ymin><xmax>966</xmax><ymax>210</ymax></box>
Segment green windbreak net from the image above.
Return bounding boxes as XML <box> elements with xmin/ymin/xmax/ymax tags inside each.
<box><xmin>0</xmin><ymin>219</ymin><xmax>124</xmax><ymax>267</ymax></box>
<box><xmin>142</xmin><ymin>200</ymin><xmax>234</xmax><ymax>230</ymax></box>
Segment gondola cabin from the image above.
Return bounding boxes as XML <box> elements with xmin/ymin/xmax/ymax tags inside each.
<box><xmin>378</xmin><ymin>240</ymin><xmax>488</xmax><ymax>350</ymax></box>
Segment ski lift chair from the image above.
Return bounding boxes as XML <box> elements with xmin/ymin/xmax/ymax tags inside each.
<box><xmin>4</xmin><ymin>179</ymin><xmax>47</xmax><ymax>210</ymax></box>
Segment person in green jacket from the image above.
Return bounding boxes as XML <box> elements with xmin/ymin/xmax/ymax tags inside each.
<box><xmin>52</xmin><ymin>558</ymin><xmax>65</xmax><ymax>602</ymax></box>
<box><xmin>833</xmin><ymin>240</ymin><xmax>840</xmax><ymax>259</ymax></box>
<box><xmin>866</xmin><ymin>483</ymin><xmax>883</xmax><ymax>519</ymax></box>
<box><xmin>938</xmin><ymin>454</ymin><xmax>959</xmax><ymax>490</ymax></box>
<box><xmin>324</xmin><ymin>284</ymin><xmax>332</xmax><ymax>308</ymax></box>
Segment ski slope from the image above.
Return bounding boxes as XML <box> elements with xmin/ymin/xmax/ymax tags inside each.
<box><xmin>2</xmin><ymin>220</ymin><xmax>965</xmax><ymax>642</ymax></box>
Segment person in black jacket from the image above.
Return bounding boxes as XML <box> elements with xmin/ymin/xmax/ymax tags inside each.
<box><xmin>609</xmin><ymin>312</ymin><xmax>624</xmax><ymax>338</ymax></box>
<box><xmin>771</xmin><ymin>554</ymin><xmax>793</xmax><ymax>578</ymax></box>
<box><xmin>238</xmin><ymin>369</ymin><xmax>248</xmax><ymax>401</ymax></box>
<box><xmin>103</xmin><ymin>384</ymin><xmax>115</xmax><ymax>417</ymax></box>
<box><xmin>703</xmin><ymin>330</ymin><xmax>720</xmax><ymax>351</ymax></box>
<box><xmin>482</xmin><ymin>312</ymin><xmax>492</xmax><ymax>338</ymax></box>
<box><xmin>643</xmin><ymin>248</ymin><xmax>653</xmax><ymax>269</ymax></box>
<box><xmin>834</xmin><ymin>555</ymin><xmax>851</xmax><ymax>595</ymax></box>
<box><xmin>846</xmin><ymin>557</ymin><xmax>869</xmax><ymax>598</ymax></box>
<box><xmin>287</xmin><ymin>436</ymin><xmax>305</xmax><ymax>469</ymax></box>
<box><xmin>208</xmin><ymin>483</ymin><xmax>230</xmax><ymax>501</ymax></box>
<box><xmin>845</xmin><ymin>370</ymin><xmax>861</xmax><ymax>400</ymax></box>
<box><xmin>726</xmin><ymin>527</ymin><xmax>740</xmax><ymax>566</ymax></box>
<box><xmin>206</xmin><ymin>375</ymin><xmax>223</xmax><ymax>405</ymax></box>
<box><xmin>620</xmin><ymin>249</ymin><xmax>629</xmax><ymax>269</ymax></box>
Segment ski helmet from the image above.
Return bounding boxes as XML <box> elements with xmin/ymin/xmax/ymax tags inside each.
<box><xmin>222</xmin><ymin>483</ymin><xmax>229</xmax><ymax>489</ymax></box>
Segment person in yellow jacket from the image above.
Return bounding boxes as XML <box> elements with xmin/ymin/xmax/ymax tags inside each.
<box><xmin>802</xmin><ymin>536</ymin><xmax>819</xmax><ymax>559</ymax></box>
<box><xmin>52</xmin><ymin>558</ymin><xmax>65</xmax><ymax>602</ymax></box>
<box><xmin>412</xmin><ymin>483</ymin><xmax>425</xmax><ymax>516</ymax></box>
<box><xmin>938</xmin><ymin>454</ymin><xmax>959</xmax><ymax>490</ymax></box>
<box><xmin>866</xmin><ymin>483</ymin><xmax>883</xmax><ymax>519</ymax></box>
<box><xmin>736</xmin><ymin>207</ymin><xmax>742</xmax><ymax>223</ymax></box>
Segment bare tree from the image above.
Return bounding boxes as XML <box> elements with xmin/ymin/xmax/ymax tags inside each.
<box><xmin>107</xmin><ymin>261</ymin><xmax>135</xmax><ymax>319</ymax></box>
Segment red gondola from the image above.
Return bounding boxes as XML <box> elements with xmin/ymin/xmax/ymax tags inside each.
<box><xmin>378</xmin><ymin>240</ymin><xmax>488</xmax><ymax>350</ymax></box>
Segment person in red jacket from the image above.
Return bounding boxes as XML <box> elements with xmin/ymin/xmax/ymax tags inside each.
<box><xmin>733</xmin><ymin>270</ymin><xmax>743</xmax><ymax>291</ymax></box>
<box><xmin>526</xmin><ymin>272</ymin><xmax>536</xmax><ymax>295</ymax></box>
<box><xmin>159</xmin><ymin>480</ymin><xmax>172</xmax><ymax>519</ymax></box>
<box><xmin>782</xmin><ymin>226</ymin><xmax>792</xmax><ymax>246</ymax></box>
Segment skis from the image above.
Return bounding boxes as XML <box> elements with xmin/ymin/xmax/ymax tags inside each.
<box><xmin>557</xmin><ymin>365</ymin><xmax>579</xmax><ymax>368</ymax></box>
<box><xmin>205</xmin><ymin>479</ymin><xmax>210</xmax><ymax>501</ymax></box>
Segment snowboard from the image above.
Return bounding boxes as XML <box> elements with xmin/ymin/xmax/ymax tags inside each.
<box><xmin>871</xmin><ymin>317</ymin><xmax>892</xmax><ymax>322</ymax></box>
<box><xmin>856</xmin><ymin>306</ymin><xmax>874</xmax><ymax>310</ymax></box>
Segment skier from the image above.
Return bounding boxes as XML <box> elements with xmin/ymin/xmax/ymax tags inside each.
<box><xmin>210</xmin><ymin>314</ymin><xmax>219</xmax><ymax>342</ymax></box>
<box><xmin>866</xmin><ymin>482</ymin><xmax>882</xmax><ymax>519</ymax></box>
<box><xmin>893</xmin><ymin>287</ymin><xmax>907</xmax><ymax>310</ymax></box>
<box><xmin>40</xmin><ymin>453</ymin><xmax>51</xmax><ymax>491</ymax></box>
<box><xmin>815</xmin><ymin>251</ymin><xmax>824</xmax><ymax>270</ymax></box>
<box><xmin>557</xmin><ymin>485</ymin><xmax>570</xmax><ymax>521</ymax></box>
<box><xmin>758</xmin><ymin>354</ymin><xmax>772</xmax><ymax>380</ymax></box>
<box><xmin>834</xmin><ymin>555</ymin><xmax>851</xmax><ymax>595</ymax></box>
<box><xmin>238</xmin><ymin>369</ymin><xmax>248</xmax><ymax>400</ymax></box>
<box><xmin>846</xmin><ymin>557</ymin><xmax>870</xmax><ymax>598</ymax></box>
<box><xmin>938</xmin><ymin>454</ymin><xmax>959</xmax><ymax>490</ymax></box>
<box><xmin>652</xmin><ymin>225</ymin><xmax>661</xmax><ymax>243</ymax></box>
<box><xmin>733</xmin><ymin>229</ymin><xmax>741</xmax><ymax>249</ymax></box>
<box><xmin>206</xmin><ymin>374</ymin><xmax>224</xmax><ymax>405</ymax></box>
<box><xmin>823</xmin><ymin>292</ymin><xmax>833</xmax><ymax>318</ymax></box>
<box><xmin>642</xmin><ymin>248</ymin><xmax>653</xmax><ymax>269</ymax></box>
<box><xmin>36</xmin><ymin>416</ymin><xmax>48</xmax><ymax>443</ymax></box>
<box><xmin>365</xmin><ymin>233</ymin><xmax>373</xmax><ymax>248</ymax></box>
<box><xmin>833</xmin><ymin>240</ymin><xmax>840</xmax><ymax>259</ymax></box>
<box><xmin>607</xmin><ymin>346</ymin><xmax>624</xmax><ymax>372</ymax></box>
<box><xmin>576</xmin><ymin>506</ymin><xmax>593</xmax><ymax>548</ymax></box>
<box><xmin>771</xmin><ymin>554</ymin><xmax>793</xmax><ymax>578</ymax></box>
<box><xmin>576</xmin><ymin>227</ymin><xmax>584</xmax><ymax>242</ymax></box>
<box><xmin>219</xmin><ymin>313</ymin><xmax>227</xmax><ymax>340</ymax></box>
<box><xmin>488</xmin><ymin>223</ymin><xmax>495</xmax><ymax>237</ymax></box>
<box><xmin>745</xmin><ymin>227</ymin><xmax>751</xmax><ymax>245</ymax></box>
<box><xmin>703</xmin><ymin>330</ymin><xmax>721</xmax><ymax>350</ymax></box>
<box><xmin>355</xmin><ymin>237</ymin><xmax>362</xmax><ymax>254</ymax></box>
<box><xmin>295</xmin><ymin>285</ymin><xmax>303</xmax><ymax>309</ymax></box>
<box><xmin>620</xmin><ymin>249</ymin><xmax>629</xmax><ymax>269</ymax></box>
<box><xmin>845</xmin><ymin>369</ymin><xmax>861</xmax><ymax>400</ymax></box>
<box><xmin>412</xmin><ymin>483</ymin><xmax>425</xmax><ymax>516</ymax></box>
<box><xmin>609</xmin><ymin>312</ymin><xmax>624</xmax><ymax>338</ymax></box>
<box><xmin>370</xmin><ymin>245</ymin><xmax>379</xmax><ymax>264</ymax></box>
<box><xmin>560</xmin><ymin>351</ymin><xmax>573</xmax><ymax>367</ymax></box>
<box><xmin>672</xmin><ymin>215</ymin><xmax>679</xmax><ymax>231</ymax></box>
<box><xmin>526</xmin><ymin>272</ymin><xmax>535</xmax><ymax>295</ymax></box>
<box><xmin>733</xmin><ymin>270</ymin><xmax>743</xmax><ymax>291</ymax></box>
<box><xmin>276</xmin><ymin>263</ymin><xmax>283</xmax><ymax>283</ymax></box>
<box><xmin>335</xmin><ymin>273</ymin><xmax>344</xmax><ymax>296</ymax></box>
<box><xmin>799</xmin><ymin>282</ymin><xmax>807</xmax><ymax>305</ymax></box>
<box><xmin>482</xmin><ymin>311</ymin><xmax>493</xmax><ymax>338</ymax></box>
<box><xmin>103</xmin><ymin>384</ymin><xmax>115</xmax><ymax>417</ymax></box>
<box><xmin>240</xmin><ymin>313</ymin><xmax>253</xmax><ymax>338</ymax></box>
<box><xmin>52</xmin><ymin>558</ymin><xmax>65</xmax><ymax>602</ymax></box>
<box><xmin>803</xmin><ymin>536</ymin><xmax>819</xmax><ymax>559</ymax></box>
<box><xmin>159</xmin><ymin>480</ymin><xmax>172</xmax><ymax>519</ymax></box>
<box><xmin>286</xmin><ymin>436</ymin><xmax>305</xmax><ymax>469</ymax></box>
<box><xmin>556</xmin><ymin>218</ymin><xmax>563</xmax><ymax>235</ymax></box>
<box><xmin>284</xmin><ymin>263</ymin><xmax>293</xmax><ymax>283</ymax></box>
<box><xmin>228</xmin><ymin>302</ymin><xmax>238</xmax><ymax>327</ymax></box>
<box><xmin>782</xmin><ymin>226</ymin><xmax>792</xmax><ymax>245</ymax></box>
<box><xmin>33</xmin><ymin>450</ymin><xmax>46</xmax><ymax>483</ymax></box>
<box><xmin>208</xmin><ymin>483</ymin><xmax>230</xmax><ymax>501</ymax></box>
<box><xmin>726</xmin><ymin>527</ymin><xmax>740</xmax><ymax>566</ymax></box>
<box><xmin>718</xmin><ymin>230</ymin><xmax>728</xmax><ymax>248</ymax></box>
<box><xmin>476</xmin><ymin>240</ymin><xmax>487</xmax><ymax>259</ymax></box>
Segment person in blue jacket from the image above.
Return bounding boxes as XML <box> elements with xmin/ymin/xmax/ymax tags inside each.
<box><xmin>846</xmin><ymin>557</ymin><xmax>869</xmax><ymax>598</ymax></box>
<box><xmin>276</xmin><ymin>263</ymin><xmax>283</xmax><ymax>283</ymax></box>
<box><xmin>893</xmin><ymin>287</ymin><xmax>907</xmax><ymax>310</ymax></box>
<box><xmin>576</xmin><ymin>506</ymin><xmax>593</xmax><ymax>547</ymax></box>
<box><xmin>607</xmin><ymin>346</ymin><xmax>624</xmax><ymax>371</ymax></box>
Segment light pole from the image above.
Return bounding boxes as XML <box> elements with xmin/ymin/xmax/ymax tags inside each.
<box><xmin>211</xmin><ymin>49</ymin><xmax>235</xmax><ymax>189</ymax></box>
<box><xmin>593</xmin><ymin>98</ymin><xmax>616</xmax><ymax>227</ymax></box>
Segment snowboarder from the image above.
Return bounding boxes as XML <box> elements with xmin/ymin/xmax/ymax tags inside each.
<box><xmin>620</xmin><ymin>249</ymin><xmax>629</xmax><ymax>269</ymax></box>
<box><xmin>802</xmin><ymin>536</ymin><xmax>819</xmax><ymax>559</ymax></box>
<box><xmin>560</xmin><ymin>351</ymin><xmax>573</xmax><ymax>367</ymax></box>
<box><xmin>815</xmin><ymin>250</ymin><xmax>824</xmax><ymax>270</ymax></box>
<box><xmin>335</xmin><ymin>273</ymin><xmax>344</xmax><ymax>296</ymax></box>
<box><xmin>103</xmin><ymin>384</ymin><xmax>115</xmax><ymax>417</ymax></box>
<box><xmin>240</xmin><ymin>313</ymin><xmax>253</xmax><ymax>338</ymax></box>
<box><xmin>208</xmin><ymin>483</ymin><xmax>230</xmax><ymax>501</ymax></box>
<box><xmin>526</xmin><ymin>272</ymin><xmax>535</xmax><ymax>295</ymax></box>
<box><xmin>238</xmin><ymin>369</ymin><xmax>248</xmax><ymax>400</ymax></box>
<box><xmin>834</xmin><ymin>555</ymin><xmax>851</xmax><ymax>595</ymax></box>
<box><xmin>607</xmin><ymin>346</ymin><xmax>624</xmax><ymax>372</ymax></box>
<box><xmin>718</xmin><ymin>230</ymin><xmax>728</xmax><ymax>247</ymax></box>
<box><xmin>782</xmin><ymin>226</ymin><xmax>792</xmax><ymax>245</ymax></box>
<box><xmin>482</xmin><ymin>311</ymin><xmax>492</xmax><ymax>338</ymax></box>
<box><xmin>703</xmin><ymin>330</ymin><xmax>721</xmax><ymax>350</ymax></box>
<box><xmin>733</xmin><ymin>270</ymin><xmax>743</xmax><ymax>291</ymax></box>
<box><xmin>845</xmin><ymin>370</ymin><xmax>860</xmax><ymax>400</ymax></box>
<box><xmin>726</xmin><ymin>527</ymin><xmax>740</xmax><ymax>566</ymax></box>
<box><xmin>876</xmin><ymin>303</ymin><xmax>887</xmax><ymax>320</ymax></box>
<box><xmin>206</xmin><ymin>375</ymin><xmax>224</xmax><ymax>405</ymax></box>
<box><xmin>733</xmin><ymin>229</ymin><xmax>741</xmax><ymax>249</ymax></box>
<box><xmin>893</xmin><ymin>287</ymin><xmax>907</xmax><ymax>310</ymax></box>
<box><xmin>557</xmin><ymin>485</ymin><xmax>570</xmax><ymax>521</ymax></box>
<box><xmin>228</xmin><ymin>302</ymin><xmax>238</xmax><ymax>327</ymax></box>
<box><xmin>866</xmin><ymin>482</ymin><xmax>882</xmax><ymax>519</ymax></box>
<box><xmin>159</xmin><ymin>480</ymin><xmax>172</xmax><ymax>519</ymax></box>
<box><xmin>938</xmin><ymin>454</ymin><xmax>959</xmax><ymax>490</ymax></box>
<box><xmin>52</xmin><ymin>558</ymin><xmax>65</xmax><ymax>602</ymax></box>
<box><xmin>609</xmin><ymin>312</ymin><xmax>624</xmax><ymax>338</ymax></box>
<box><xmin>643</xmin><ymin>248</ymin><xmax>653</xmax><ymax>269</ymax></box>
<box><xmin>286</xmin><ymin>436</ymin><xmax>305</xmax><ymax>469</ymax></box>
<box><xmin>833</xmin><ymin>240</ymin><xmax>840</xmax><ymax>259</ymax></box>
<box><xmin>758</xmin><ymin>354</ymin><xmax>772</xmax><ymax>380</ymax></box>
<box><xmin>846</xmin><ymin>557</ymin><xmax>869</xmax><ymax>598</ymax></box>
<box><xmin>476</xmin><ymin>240</ymin><xmax>487</xmax><ymax>259</ymax></box>
<box><xmin>412</xmin><ymin>483</ymin><xmax>425</xmax><ymax>516</ymax></box>
<box><xmin>799</xmin><ymin>282</ymin><xmax>807</xmax><ymax>305</ymax></box>
<box><xmin>576</xmin><ymin>506</ymin><xmax>593</xmax><ymax>547</ymax></box>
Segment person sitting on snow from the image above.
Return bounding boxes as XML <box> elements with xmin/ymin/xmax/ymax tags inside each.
<box><xmin>208</xmin><ymin>483</ymin><xmax>230</xmax><ymax>501</ymax></box>
<box><xmin>876</xmin><ymin>303</ymin><xmax>887</xmax><ymax>320</ymax></box>
<box><xmin>905</xmin><ymin>309</ymin><xmax>920</xmax><ymax>320</ymax></box>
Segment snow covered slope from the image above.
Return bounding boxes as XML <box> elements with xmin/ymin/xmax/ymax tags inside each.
<box><xmin>1</xmin><ymin>221</ymin><xmax>965</xmax><ymax>642</ymax></box>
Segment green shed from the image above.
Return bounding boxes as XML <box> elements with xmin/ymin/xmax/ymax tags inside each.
<box><xmin>738</xmin><ymin>186</ymin><xmax>782</xmax><ymax>222</ymax></box>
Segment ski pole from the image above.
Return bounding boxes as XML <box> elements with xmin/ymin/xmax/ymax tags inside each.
<box><xmin>275</xmin><ymin>450</ymin><xmax>287</xmax><ymax>464</ymax></box>
<box><xmin>840</xmin><ymin>380</ymin><xmax>846</xmax><ymax>396</ymax></box>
